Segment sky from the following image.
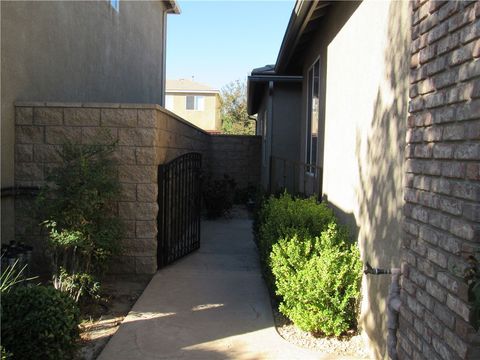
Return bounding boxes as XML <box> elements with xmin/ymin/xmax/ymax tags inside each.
<box><xmin>166</xmin><ymin>0</ymin><xmax>295</xmax><ymax>90</ymax></box>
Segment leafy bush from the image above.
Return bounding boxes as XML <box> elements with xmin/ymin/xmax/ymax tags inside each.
<box><xmin>1</xmin><ymin>285</ymin><xmax>80</xmax><ymax>359</ymax></box>
<box><xmin>1</xmin><ymin>346</ymin><xmax>12</xmax><ymax>360</ymax></box>
<box><xmin>256</xmin><ymin>193</ymin><xmax>335</xmax><ymax>288</ymax></box>
<box><xmin>465</xmin><ymin>254</ymin><xmax>480</xmax><ymax>330</ymax></box>
<box><xmin>36</xmin><ymin>141</ymin><xmax>123</xmax><ymax>301</ymax></box>
<box><xmin>234</xmin><ymin>184</ymin><xmax>257</xmax><ymax>205</ymax></box>
<box><xmin>55</xmin><ymin>267</ymin><xmax>100</xmax><ymax>303</ymax></box>
<box><xmin>271</xmin><ymin>223</ymin><xmax>362</xmax><ymax>336</ymax></box>
<box><xmin>202</xmin><ymin>174</ymin><xmax>236</xmax><ymax>219</ymax></box>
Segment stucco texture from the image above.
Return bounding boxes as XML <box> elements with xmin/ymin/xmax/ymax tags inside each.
<box><xmin>167</xmin><ymin>92</ymin><xmax>221</xmax><ymax>131</ymax></box>
<box><xmin>319</xmin><ymin>1</ymin><xmax>410</xmax><ymax>357</ymax></box>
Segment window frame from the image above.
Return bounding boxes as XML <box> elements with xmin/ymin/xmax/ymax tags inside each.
<box><xmin>185</xmin><ymin>95</ymin><xmax>205</xmax><ymax>111</ymax></box>
<box><xmin>305</xmin><ymin>57</ymin><xmax>320</xmax><ymax>175</ymax></box>
<box><xmin>165</xmin><ymin>95</ymin><xmax>174</xmax><ymax>111</ymax></box>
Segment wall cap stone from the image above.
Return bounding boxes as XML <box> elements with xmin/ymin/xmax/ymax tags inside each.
<box><xmin>14</xmin><ymin>101</ymin><xmax>211</xmax><ymax>136</ymax></box>
<box><xmin>211</xmin><ymin>134</ymin><xmax>261</xmax><ymax>139</ymax></box>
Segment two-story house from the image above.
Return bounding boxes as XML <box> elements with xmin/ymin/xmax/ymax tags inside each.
<box><xmin>165</xmin><ymin>78</ymin><xmax>221</xmax><ymax>132</ymax></box>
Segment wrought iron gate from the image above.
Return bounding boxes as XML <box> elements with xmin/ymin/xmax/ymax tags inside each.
<box><xmin>157</xmin><ymin>152</ymin><xmax>202</xmax><ymax>268</ymax></box>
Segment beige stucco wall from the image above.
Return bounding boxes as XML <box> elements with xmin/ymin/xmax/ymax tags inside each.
<box><xmin>166</xmin><ymin>92</ymin><xmax>220</xmax><ymax>131</ymax></box>
<box><xmin>1</xmin><ymin>1</ymin><xmax>169</xmax><ymax>243</ymax></box>
<box><xmin>318</xmin><ymin>1</ymin><xmax>410</xmax><ymax>358</ymax></box>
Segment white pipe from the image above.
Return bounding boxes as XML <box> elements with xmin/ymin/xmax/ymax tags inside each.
<box><xmin>387</xmin><ymin>268</ymin><xmax>402</xmax><ymax>360</ymax></box>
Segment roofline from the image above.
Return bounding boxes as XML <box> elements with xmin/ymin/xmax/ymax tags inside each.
<box><xmin>249</xmin><ymin>75</ymin><xmax>303</xmax><ymax>83</ymax></box>
<box><xmin>274</xmin><ymin>0</ymin><xmax>317</xmax><ymax>73</ymax></box>
<box><xmin>247</xmin><ymin>74</ymin><xmax>303</xmax><ymax>115</ymax></box>
<box><xmin>165</xmin><ymin>0</ymin><xmax>180</xmax><ymax>14</ymax></box>
<box><xmin>166</xmin><ymin>89</ymin><xmax>220</xmax><ymax>94</ymax></box>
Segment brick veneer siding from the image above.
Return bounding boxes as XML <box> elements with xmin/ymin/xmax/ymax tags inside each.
<box><xmin>399</xmin><ymin>1</ymin><xmax>480</xmax><ymax>359</ymax></box>
<box><xmin>14</xmin><ymin>102</ymin><xmax>261</xmax><ymax>274</ymax></box>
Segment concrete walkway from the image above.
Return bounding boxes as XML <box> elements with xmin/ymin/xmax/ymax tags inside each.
<box><xmin>98</xmin><ymin>218</ymin><xmax>352</xmax><ymax>360</ymax></box>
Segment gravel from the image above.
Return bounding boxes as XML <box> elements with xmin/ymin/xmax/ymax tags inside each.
<box><xmin>272</xmin><ymin>308</ymin><xmax>371</xmax><ymax>359</ymax></box>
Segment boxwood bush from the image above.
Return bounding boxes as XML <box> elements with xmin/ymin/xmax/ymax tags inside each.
<box><xmin>270</xmin><ymin>223</ymin><xmax>362</xmax><ymax>336</ymax></box>
<box><xmin>256</xmin><ymin>193</ymin><xmax>335</xmax><ymax>288</ymax></box>
<box><xmin>1</xmin><ymin>285</ymin><xmax>80</xmax><ymax>359</ymax></box>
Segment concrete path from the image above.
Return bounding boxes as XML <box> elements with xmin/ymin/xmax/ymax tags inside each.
<box><xmin>98</xmin><ymin>218</ymin><xmax>353</xmax><ymax>360</ymax></box>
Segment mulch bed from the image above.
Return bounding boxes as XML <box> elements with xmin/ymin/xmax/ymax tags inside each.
<box><xmin>76</xmin><ymin>275</ymin><xmax>151</xmax><ymax>360</ymax></box>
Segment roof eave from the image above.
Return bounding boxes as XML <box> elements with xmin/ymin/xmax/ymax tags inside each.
<box><xmin>247</xmin><ymin>75</ymin><xmax>303</xmax><ymax>115</ymax></box>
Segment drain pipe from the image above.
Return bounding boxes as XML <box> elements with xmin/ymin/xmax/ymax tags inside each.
<box><xmin>364</xmin><ymin>262</ymin><xmax>402</xmax><ymax>360</ymax></box>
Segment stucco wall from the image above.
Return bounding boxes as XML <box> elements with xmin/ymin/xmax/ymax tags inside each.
<box><xmin>271</xmin><ymin>82</ymin><xmax>302</xmax><ymax>162</ymax></box>
<box><xmin>166</xmin><ymin>92</ymin><xmax>220</xmax><ymax>131</ymax></box>
<box><xmin>299</xmin><ymin>0</ymin><xmax>410</xmax><ymax>357</ymax></box>
<box><xmin>1</xmin><ymin>0</ymin><xmax>169</xmax><ymax>243</ymax></box>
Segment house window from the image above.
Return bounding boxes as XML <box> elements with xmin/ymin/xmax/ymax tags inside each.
<box><xmin>186</xmin><ymin>95</ymin><xmax>205</xmax><ymax>111</ymax></box>
<box><xmin>165</xmin><ymin>95</ymin><xmax>174</xmax><ymax>111</ymax></box>
<box><xmin>306</xmin><ymin>58</ymin><xmax>320</xmax><ymax>172</ymax></box>
<box><xmin>262</xmin><ymin>110</ymin><xmax>268</xmax><ymax>166</ymax></box>
<box><xmin>110</xmin><ymin>0</ymin><xmax>119</xmax><ymax>12</ymax></box>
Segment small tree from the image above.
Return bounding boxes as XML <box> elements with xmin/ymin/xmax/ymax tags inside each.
<box><xmin>220</xmin><ymin>79</ymin><xmax>255</xmax><ymax>135</ymax></box>
<box><xmin>36</xmin><ymin>140</ymin><xmax>123</xmax><ymax>302</ymax></box>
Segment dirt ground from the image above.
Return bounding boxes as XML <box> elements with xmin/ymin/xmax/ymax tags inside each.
<box><xmin>76</xmin><ymin>275</ymin><xmax>151</xmax><ymax>360</ymax></box>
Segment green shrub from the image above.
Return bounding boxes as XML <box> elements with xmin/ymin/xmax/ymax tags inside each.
<box><xmin>202</xmin><ymin>174</ymin><xmax>236</xmax><ymax>219</ymax></box>
<box><xmin>271</xmin><ymin>222</ymin><xmax>362</xmax><ymax>336</ymax></box>
<box><xmin>36</xmin><ymin>141</ymin><xmax>123</xmax><ymax>301</ymax></box>
<box><xmin>1</xmin><ymin>346</ymin><xmax>12</xmax><ymax>360</ymax></box>
<box><xmin>1</xmin><ymin>285</ymin><xmax>80</xmax><ymax>359</ymax></box>
<box><xmin>256</xmin><ymin>193</ymin><xmax>335</xmax><ymax>288</ymax></box>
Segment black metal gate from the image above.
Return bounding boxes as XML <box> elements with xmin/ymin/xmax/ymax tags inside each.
<box><xmin>157</xmin><ymin>152</ymin><xmax>202</xmax><ymax>268</ymax></box>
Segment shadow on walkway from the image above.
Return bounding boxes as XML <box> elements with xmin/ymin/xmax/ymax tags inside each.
<box><xmin>98</xmin><ymin>218</ymin><xmax>355</xmax><ymax>360</ymax></box>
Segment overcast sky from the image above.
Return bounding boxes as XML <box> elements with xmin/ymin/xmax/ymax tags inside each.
<box><xmin>166</xmin><ymin>0</ymin><xmax>295</xmax><ymax>90</ymax></box>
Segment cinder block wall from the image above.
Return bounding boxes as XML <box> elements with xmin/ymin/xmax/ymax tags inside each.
<box><xmin>210</xmin><ymin>135</ymin><xmax>261</xmax><ymax>189</ymax></box>
<box><xmin>400</xmin><ymin>1</ymin><xmax>480</xmax><ymax>359</ymax></box>
<box><xmin>14</xmin><ymin>102</ymin><xmax>261</xmax><ymax>275</ymax></box>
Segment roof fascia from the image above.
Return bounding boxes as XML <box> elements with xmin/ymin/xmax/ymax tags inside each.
<box><xmin>274</xmin><ymin>0</ymin><xmax>318</xmax><ymax>74</ymax></box>
<box><xmin>166</xmin><ymin>90</ymin><xmax>220</xmax><ymax>94</ymax></box>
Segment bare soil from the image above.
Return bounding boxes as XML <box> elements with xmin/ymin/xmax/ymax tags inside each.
<box><xmin>76</xmin><ymin>276</ymin><xmax>151</xmax><ymax>360</ymax></box>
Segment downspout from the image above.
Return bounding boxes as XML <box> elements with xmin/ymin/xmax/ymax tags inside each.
<box><xmin>364</xmin><ymin>262</ymin><xmax>402</xmax><ymax>360</ymax></box>
<box><xmin>160</xmin><ymin>10</ymin><xmax>167</xmax><ymax>107</ymax></box>
<box><xmin>267</xmin><ymin>81</ymin><xmax>274</xmax><ymax>192</ymax></box>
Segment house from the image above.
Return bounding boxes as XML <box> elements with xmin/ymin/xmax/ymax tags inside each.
<box><xmin>165</xmin><ymin>78</ymin><xmax>221</xmax><ymax>132</ymax></box>
<box><xmin>0</xmin><ymin>1</ymin><xmax>179</xmax><ymax>245</ymax></box>
<box><xmin>248</xmin><ymin>0</ymin><xmax>480</xmax><ymax>359</ymax></box>
<box><xmin>2</xmin><ymin>0</ymin><xmax>261</xmax><ymax>276</ymax></box>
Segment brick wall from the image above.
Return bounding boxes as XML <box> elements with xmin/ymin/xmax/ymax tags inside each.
<box><xmin>210</xmin><ymin>135</ymin><xmax>261</xmax><ymax>189</ymax></box>
<box><xmin>400</xmin><ymin>1</ymin><xmax>480</xmax><ymax>359</ymax></box>
<box><xmin>14</xmin><ymin>102</ymin><xmax>261</xmax><ymax>275</ymax></box>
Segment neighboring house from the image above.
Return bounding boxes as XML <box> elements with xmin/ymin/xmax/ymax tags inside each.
<box><xmin>165</xmin><ymin>79</ymin><xmax>221</xmax><ymax>131</ymax></box>
<box><xmin>0</xmin><ymin>1</ymin><xmax>179</xmax><ymax>243</ymax></box>
<box><xmin>248</xmin><ymin>0</ymin><xmax>479</xmax><ymax>359</ymax></box>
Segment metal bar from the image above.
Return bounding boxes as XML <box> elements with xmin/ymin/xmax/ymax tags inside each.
<box><xmin>157</xmin><ymin>152</ymin><xmax>202</xmax><ymax>267</ymax></box>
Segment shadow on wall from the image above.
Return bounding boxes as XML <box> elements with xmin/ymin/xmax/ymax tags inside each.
<box><xmin>354</xmin><ymin>1</ymin><xmax>409</xmax><ymax>358</ymax></box>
